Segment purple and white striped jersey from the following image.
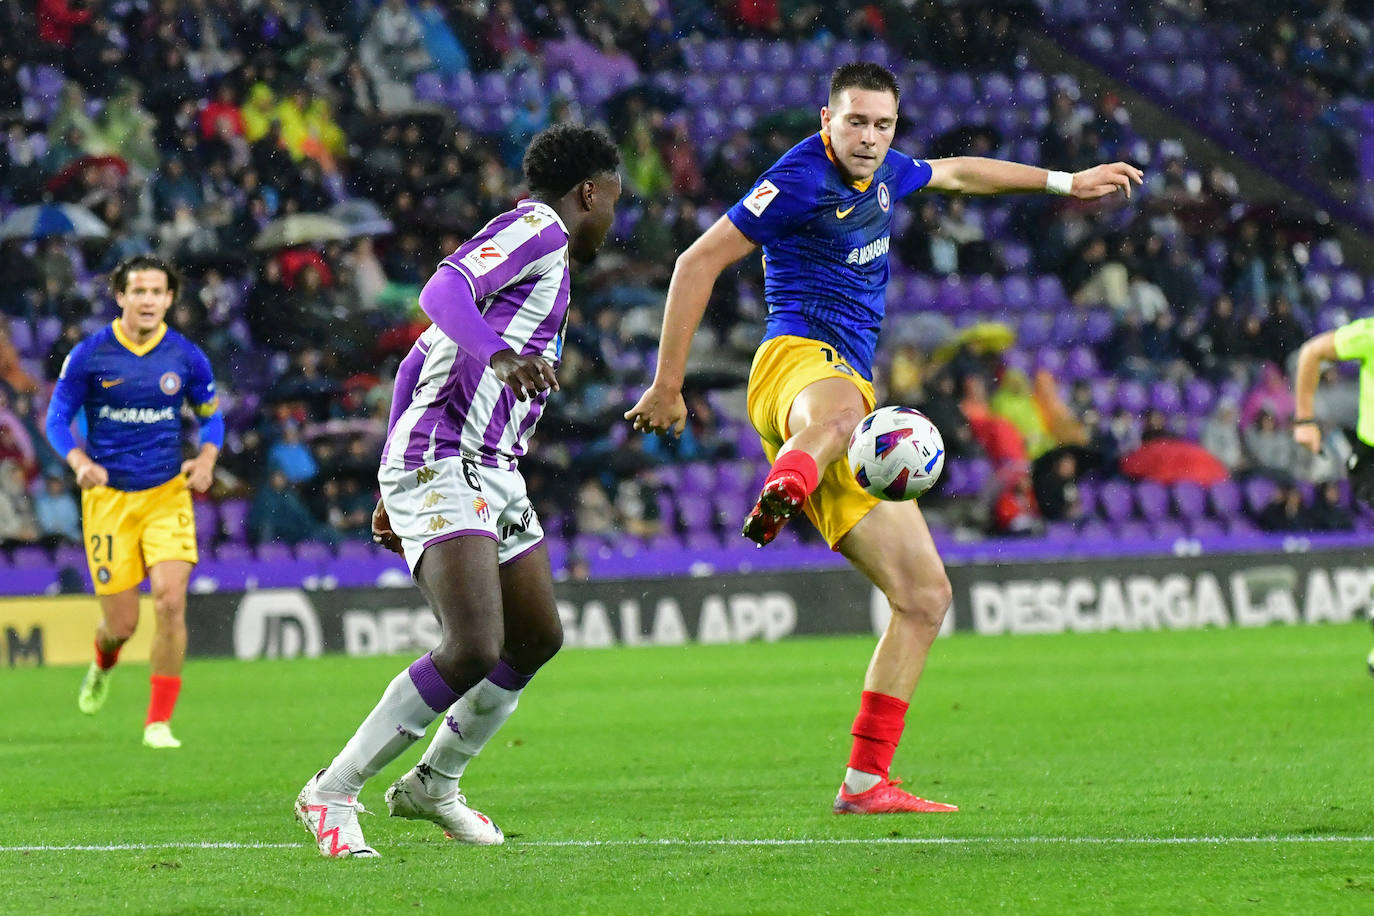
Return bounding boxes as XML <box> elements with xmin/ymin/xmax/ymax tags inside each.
<box><xmin>383</xmin><ymin>200</ymin><xmax>571</xmax><ymax>471</ymax></box>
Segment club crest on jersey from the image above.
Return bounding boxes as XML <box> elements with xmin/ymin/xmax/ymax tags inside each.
<box><xmin>473</xmin><ymin>496</ymin><xmax>490</xmax><ymax>521</ymax></box>
<box><xmin>159</xmin><ymin>371</ymin><xmax>182</xmax><ymax>395</ymax></box>
<box><xmin>461</xmin><ymin>240</ymin><xmax>507</xmax><ymax>277</ymax></box>
<box><xmin>743</xmin><ymin>179</ymin><xmax>780</xmax><ymax>216</ymax></box>
<box><xmin>878</xmin><ymin>182</ymin><xmax>890</xmax><ymax>212</ymax></box>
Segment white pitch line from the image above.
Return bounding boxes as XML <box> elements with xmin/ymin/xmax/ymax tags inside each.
<box><xmin>3</xmin><ymin>836</ymin><xmax>1374</xmax><ymax>853</ymax></box>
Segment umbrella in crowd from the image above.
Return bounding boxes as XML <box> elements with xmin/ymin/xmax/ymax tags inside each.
<box><xmin>0</xmin><ymin>203</ymin><xmax>109</xmax><ymax>240</ymax></box>
<box><xmin>0</xmin><ymin>202</ymin><xmax>110</xmax><ymax>240</ymax></box>
<box><xmin>328</xmin><ymin>198</ymin><xmax>394</xmax><ymax>238</ymax></box>
<box><xmin>45</xmin><ymin>154</ymin><xmax>130</xmax><ymax>194</ymax></box>
<box><xmin>252</xmin><ymin>213</ymin><xmax>350</xmax><ymax>250</ymax></box>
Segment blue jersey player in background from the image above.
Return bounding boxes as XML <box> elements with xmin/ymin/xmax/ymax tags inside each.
<box><xmin>45</xmin><ymin>255</ymin><xmax>224</xmax><ymax>749</ymax></box>
<box><xmin>628</xmin><ymin>63</ymin><xmax>1142</xmax><ymax>814</ymax></box>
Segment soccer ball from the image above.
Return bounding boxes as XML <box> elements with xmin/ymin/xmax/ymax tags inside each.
<box><xmin>847</xmin><ymin>406</ymin><xmax>946</xmax><ymax>501</ymax></box>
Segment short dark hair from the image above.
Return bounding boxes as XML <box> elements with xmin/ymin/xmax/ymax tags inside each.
<box><xmin>522</xmin><ymin>124</ymin><xmax>621</xmax><ymax>201</ymax></box>
<box><xmin>110</xmin><ymin>254</ymin><xmax>180</xmax><ymax>299</ymax></box>
<box><xmin>829</xmin><ymin>62</ymin><xmax>901</xmax><ymax>105</ymax></box>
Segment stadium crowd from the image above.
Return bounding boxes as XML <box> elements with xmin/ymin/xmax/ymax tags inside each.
<box><xmin>0</xmin><ymin>0</ymin><xmax>1370</xmax><ymax>577</ymax></box>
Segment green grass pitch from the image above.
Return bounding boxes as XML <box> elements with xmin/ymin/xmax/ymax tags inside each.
<box><xmin>3</xmin><ymin>622</ymin><xmax>1374</xmax><ymax>914</ymax></box>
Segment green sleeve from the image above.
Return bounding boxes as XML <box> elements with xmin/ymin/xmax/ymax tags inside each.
<box><xmin>1333</xmin><ymin>317</ymin><xmax>1374</xmax><ymax>360</ymax></box>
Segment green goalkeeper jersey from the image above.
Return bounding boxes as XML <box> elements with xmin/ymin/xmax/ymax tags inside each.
<box><xmin>1333</xmin><ymin>316</ymin><xmax>1374</xmax><ymax>446</ymax></box>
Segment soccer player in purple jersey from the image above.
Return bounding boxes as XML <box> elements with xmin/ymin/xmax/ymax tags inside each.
<box><xmin>628</xmin><ymin>63</ymin><xmax>1141</xmax><ymax>814</ymax></box>
<box><xmin>296</xmin><ymin>125</ymin><xmax>622</xmax><ymax>858</ymax></box>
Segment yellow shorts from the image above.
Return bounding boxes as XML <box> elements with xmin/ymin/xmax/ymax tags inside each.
<box><xmin>745</xmin><ymin>334</ymin><xmax>879</xmax><ymax>548</ymax></box>
<box><xmin>80</xmin><ymin>475</ymin><xmax>198</xmax><ymax>595</ymax></box>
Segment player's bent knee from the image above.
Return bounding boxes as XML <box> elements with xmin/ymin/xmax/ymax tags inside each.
<box><xmin>430</xmin><ymin>642</ymin><xmax>502</xmax><ymax>689</ymax></box>
<box><xmin>888</xmin><ymin>578</ymin><xmax>952</xmax><ymax>631</ymax></box>
<box><xmin>506</xmin><ymin>623</ymin><xmax>563</xmax><ymax>670</ymax></box>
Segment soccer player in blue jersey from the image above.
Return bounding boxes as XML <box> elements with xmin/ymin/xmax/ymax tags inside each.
<box><xmin>44</xmin><ymin>255</ymin><xmax>223</xmax><ymax>749</ymax></box>
<box><xmin>627</xmin><ymin>63</ymin><xmax>1142</xmax><ymax>813</ymax></box>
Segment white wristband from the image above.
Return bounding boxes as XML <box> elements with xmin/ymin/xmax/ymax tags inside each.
<box><xmin>1045</xmin><ymin>170</ymin><xmax>1074</xmax><ymax>195</ymax></box>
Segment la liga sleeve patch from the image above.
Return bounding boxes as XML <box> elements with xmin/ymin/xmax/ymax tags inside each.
<box><xmin>460</xmin><ymin>240</ymin><xmax>508</xmax><ymax>277</ymax></box>
<box><xmin>743</xmin><ymin>179</ymin><xmax>781</xmax><ymax>216</ymax></box>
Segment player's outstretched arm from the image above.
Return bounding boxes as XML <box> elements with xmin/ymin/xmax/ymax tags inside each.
<box><xmin>1293</xmin><ymin>330</ymin><xmax>1338</xmax><ymax>454</ymax></box>
<box><xmin>925</xmin><ymin>157</ymin><xmax>1143</xmax><ymax>199</ymax></box>
<box><xmin>626</xmin><ymin>216</ymin><xmax>757</xmax><ymax>435</ymax></box>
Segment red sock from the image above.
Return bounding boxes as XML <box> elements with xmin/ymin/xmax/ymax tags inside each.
<box><xmin>765</xmin><ymin>450</ymin><xmax>820</xmax><ymax>497</ymax></box>
<box><xmin>847</xmin><ymin>691</ymin><xmax>909</xmax><ymax>781</ymax></box>
<box><xmin>95</xmin><ymin>637</ymin><xmax>122</xmax><ymax>671</ymax></box>
<box><xmin>146</xmin><ymin>675</ymin><xmax>182</xmax><ymax>726</ymax></box>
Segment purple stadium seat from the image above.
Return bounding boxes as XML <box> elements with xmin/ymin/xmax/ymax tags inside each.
<box><xmin>414</xmin><ymin>71</ymin><xmax>444</xmax><ymax>103</ymax></box>
<box><xmin>682</xmin><ymin>74</ymin><xmax>711</xmax><ymax>107</ymax></box>
<box><xmin>10</xmin><ymin>546</ymin><xmax>49</xmax><ymax>568</ymax></box>
<box><xmin>255</xmin><ymin>542</ymin><xmax>292</xmax><ymax>562</ymax></box>
<box><xmin>797</xmin><ymin>41</ymin><xmax>826</xmax><ymax>72</ymax></box>
<box><xmin>214</xmin><ymin>543</ymin><xmax>251</xmax><ymax>563</ymax></box>
<box><xmin>716</xmin><ymin>460</ymin><xmax>755</xmax><ymax>495</ymax></box>
<box><xmin>1063</xmin><ymin>345</ymin><xmax>1099</xmax><ymax>381</ymax></box>
<box><xmin>194</xmin><ymin>504</ymin><xmax>218</xmax><ymax>545</ymax></box>
<box><xmin>735</xmin><ymin>40</ymin><xmax>763</xmax><ymax>71</ymax></box>
<box><xmin>1075</xmin><ymin>479</ymin><xmax>1099</xmax><ymax>518</ymax></box>
<box><xmin>1018</xmin><ymin>312</ymin><xmax>1053</xmax><ymax>348</ymax></box>
<box><xmin>9</xmin><ymin>321</ymin><xmax>33</xmax><ymax>356</ymax></box>
<box><xmin>1051</xmin><ymin>310</ymin><xmax>1085</xmax><ymax>344</ymax></box>
<box><xmin>1242</xmin><ymin>476</ymin><xmax>1279</xmax><ymax>515</ymax></box>
<box><xmin>1135</xmin><ymin>481</ymin><xmax>1170</xmax><ymax>521</ymax></box>
<box><xmin>1035</xmin><ymin>347</ymin><xmax>1066</xmax><ymax>376</ymax></box>
<box><xmin>1182</xmin><ymin>378</ymin><xmax>1214</xmax><ymax>415</ymax></box>
<box><xmin>1034</xmin><ymin>275</ymin><xmax>1069</xmax><ymax>308</ymax></box>
<box><xmin>1171</xmin><ymin>481</ymin><xmax>1207</xmax><ymax>519</ymax></box>
<box><xmin>676</xmin><ymin>498</ymin><xmax>714</xmax><ymax>533</ymax></box>
<box><xmin>1186</xmin><ymin>518</ymin><xmax>1225</xmax><ymax>538</ymax></box>
<box><xmin>1082</xmin><ymin>309</ymin><xmax>1116</xmax><ymax>344</ymax></box>
<box><xmin>763</xmin><ymin>42</ymin><xmax>794</xmax><ymax>72</ymax></box>
<box><xmin>1002</xmin><ymin>276</ymin><xmax>1034</xmax><ymax>312</ymax></box>
<box><xmin>218</xmin><ymin>499</ymin><xmax>249</xmax><ymax>543</ymax></box>
<box><xmin>1207</xmin><ymin>480</ymin><xmax>1241</xmax><ymax>518</ymax></box>
<box><xmin>944</xmin><ymin>73</ymin><xmax>976</xmax><ymax>106</ymax></box>
<box><xmin>1115</xmin><ymin>380</ymin><xmax>1147</xmax><ymax>415</ymax></box>
<box><xmin>934</xmin><ymin>276</ymin><xmax>969</xmax><ymax>313</ymax></box>
<box><xmin>969</xmin><ymin>275</ymin><xmax>1001</xmax><ymax>312</ymax></box>
<box><xmin>684</xmin><ymin>529</ymin><xmax>720</xmax><ymax>551</ymax></box>
<box><xmin>1098</xmin><ymin>481</ymin><xmax>1134</xmax><ymax>522</ymax></box>
<box><xmin>1149</xmin><ymin>519</ymin><xmax>1187</xmax><ymax>540</ymax></box>
<box><xmin>682</xmin><ymin>462</ymin><xmax>715</xmax><ymax>493</ymax></box>
<box><xmin>294</xmin><ymin>541</ymin><xmax>332</xmax><ymax>562</ymax></box>
<box><xmin>336</xmin><ymin>540</ymin><xmax>373</xmax><ymax>561</ymax></box>
<box><xmin>702</xmin><ymin>41</ymin><xmax>731</xmax><ymax>71</ymax></box>
<box><xmin>54</xmin><ymin>544</ymin><xmax>85</xmax><ymax>568</ymax></box>
<box><xmin>1150</xmin><ymin>380</ymin><xmax>1181</xmax><ymax>414</ymax></box>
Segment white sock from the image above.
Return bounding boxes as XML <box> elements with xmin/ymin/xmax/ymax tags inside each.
<box><xmin>843</xmin><ymin>768</ymin><xmax>883</xmax><ymax>794</ymax></box>
<box><xmin>319</xmin><ymin>668</ymin><xmax>438</xmax><ymax>795</ymax></box>
<box><xmin>418</xmin><ymin>678</ymin><xmax>523</xmax><ymax>795</ymax></box>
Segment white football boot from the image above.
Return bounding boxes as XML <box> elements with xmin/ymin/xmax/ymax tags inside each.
<box><xmin>295</xmin><ymin>770</ymin><xmax>380</xmax><ymax>858</ymax></box>
<box><xmin>385</xmin><ymin>764</ymin><xmax>504</xmax><ymax>845</ymax></box>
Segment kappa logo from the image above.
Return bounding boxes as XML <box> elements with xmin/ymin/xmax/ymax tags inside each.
<box><xmin>416</xmin><ymin>467</ymin><xmax>438</xmax><ymax>484</ymax></box>
<box><xmin>460</xmin><ymin>240</ymin><xmax>507</xmax><ymax>277</ymax></box>
<box><xmin>743</xmin><ymin>179</ymin><xmax>780</xmax><ymax>216</ymax></box>
<box><xmin>426</xmin><ymin>515</ymin><xmax>451</xmax><ymax>532</ymax></box>
<box><xmin>521</xmin><ymin>212</ymin><xmax>543</xmax><ymax>227</ymax></box>
<box><xmin>421</xmin><ymin>491</ymin><xmax>443</xmax><ymax>508</ymax></box>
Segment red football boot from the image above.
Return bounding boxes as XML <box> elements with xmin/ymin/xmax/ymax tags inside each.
<box><xmin>740</xmin><ymin>475</ymin><xmax>807</xmax><ymax>546</ymax></box>
<box><xmin>833</xmin><ymin>778</ymin><xmax>958</xmax><ymax>814</ymax></box>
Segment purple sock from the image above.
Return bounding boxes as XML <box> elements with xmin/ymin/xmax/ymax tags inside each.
<box><xmin>407</xmin><ymin>653</ymin><xmax>461</xmax><ymax>712</ymax></box>
<box><xmin>487</xmin><ymin>659</ymin><xmax>534</xmax><ymax>691</ymax></box>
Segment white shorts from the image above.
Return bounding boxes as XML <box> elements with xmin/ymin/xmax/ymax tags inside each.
<box><xmin>379</xmin><ymin>455</ymin><xmax>545</xmax><ymax>574</ymax></box>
